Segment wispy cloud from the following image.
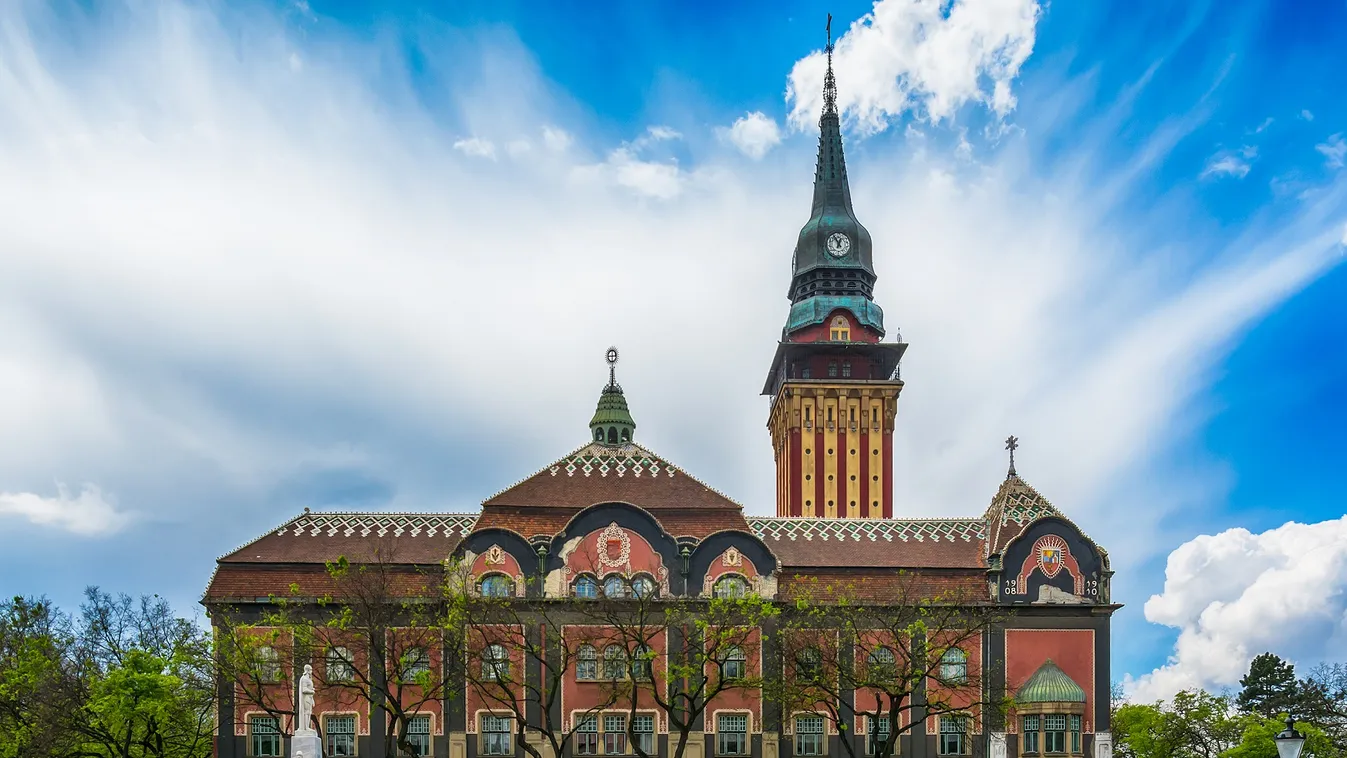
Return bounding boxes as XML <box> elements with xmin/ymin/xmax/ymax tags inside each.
<box><xmin>1317</xmin><ymin>133</ymin><xmax>1345</xmax><ymax>169</ymax></box>
<box><xmin>453</xmin><ymin>137</ymin><xmax>498</xmax><ymax>160</ymax></box>
<box><xmin>0</xmin><ymin>485</ymin><xmax>131</xmax><ymax>536</ymax></box>
<box><xmin>1201</xmin><ymin>146</ymin><xmax>1256</xmax><ymax>179</ymax></box>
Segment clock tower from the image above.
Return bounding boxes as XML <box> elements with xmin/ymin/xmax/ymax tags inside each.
<box><xmin>762</xmin><ymin>27</ymin><xmax>907</xmax><ymax>519</ymax></box>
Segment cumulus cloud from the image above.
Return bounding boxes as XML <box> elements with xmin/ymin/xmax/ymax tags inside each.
<box><xmin>1127</xmin><ymin>517</ymin><xmax>1347</xmax><ymax>701</ymax></box>
<box><xmin>0</xmin><ymin>485</ymin><xmax>131</xmax><ymax>536</ymax></box>
<box><xmin>542</xmin><ymin>125</ymin><xmax>572</xmax><ymax>152</ymax></box>
<box><xmin>1201</xmin><ymin>148</ymin><xmax>1254</xmax><ymax>180</ymax></box>
<box><xmin>453</xmin><ymin>137</ymin><xmax>497</xmax><ymax>159</ymax></box>
<box><xmin>1317</xmin><ymin>134</ymin><xmax>1345</xmax><ymax>169</ymax></box>
<box><xmin>787</xmin><ymin>0</ymin><xmax>1041</xmax><ymax>132</ymax></box>
<box><xmin>719</xmin><ymin>112</ymin><xmax>783</xmax><ymax>159</ymax></box>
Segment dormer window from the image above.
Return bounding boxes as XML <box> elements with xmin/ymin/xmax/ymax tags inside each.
<box><xmin>829</xmin><ymin>315</ymin><xmax>851</xmax><ymax>341</ymax></box>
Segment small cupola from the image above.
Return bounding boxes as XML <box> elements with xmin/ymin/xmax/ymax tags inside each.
<box><xmin>589</xmin><ymin>347</ymin><xmax>636</xmax><ymax>447</ymax></box>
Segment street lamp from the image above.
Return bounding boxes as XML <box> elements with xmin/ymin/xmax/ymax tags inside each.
<box><xmin>1274</xmin><ymin>716</ymin><xmax>1306</xmax><ymax>758</ymax></box>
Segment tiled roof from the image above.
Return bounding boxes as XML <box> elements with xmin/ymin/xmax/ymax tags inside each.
<box><xmin>1015</xmin><ymin>659</ymin><xmax>1087</xmax><ymax>703</ymax></box>
<box><xmin>474</xmin><ymin>505</ymin><xmax>750</xmax><ymax>540</ymax></box>
<box><xmin>482</xmin><ymin>441</ymin><xmax>744</xmax><ymax>512</ymax></box>
<box><xmin>204</xmin><ymin>564</ymin><xmax>447</xmax><ymax>603</ymax></box>
<box><xmin>748</xmin><ymin>517</ymin><xmax>987</xmax><ymax>569</ymax></box>
<box><xmin>981</xmin><ymin>475</ymin><xmax>1064</xmax><ymax>556</ymax></box>
<box><xmin>217</xmin><ymin>512</ymin><xmax>477</xmax><ymax>565</ymax></box>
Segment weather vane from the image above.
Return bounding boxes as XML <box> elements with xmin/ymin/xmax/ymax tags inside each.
<box><xmin>606</xmin><ymin>347</ymin><xmax>619</xmax><ymax>387</ymax></box>
<box><xmin>823</xmin><ymin>14</ymin><xmax>838</xmax><ymax>116</ymax></box>
<box><xmin>1005</xmin><ymin>435</ymin><xmax>1019</xmax><ymax>478</ymax></box>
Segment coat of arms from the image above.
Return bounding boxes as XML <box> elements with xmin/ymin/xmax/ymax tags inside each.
<box><xmin>1034</xmin><ymin>535</ymin><xmax>1069</xmax><ymax>578</ymax></box>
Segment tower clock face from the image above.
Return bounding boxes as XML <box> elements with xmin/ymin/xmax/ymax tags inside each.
<box><xmin>826</xmin><ymin>232</ymin><xmax>851</xmax><ymax>258</ymax></box>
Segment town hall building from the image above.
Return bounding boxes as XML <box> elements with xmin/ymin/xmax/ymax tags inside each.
<box><xmin>204</xmin><ymin>36</ymin><xmax>1116</xmax><ymax>758</ymax></box>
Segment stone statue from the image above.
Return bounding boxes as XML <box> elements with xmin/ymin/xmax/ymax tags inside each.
<box><xmin>297</xmin><ymin>663</ymin><xmax>316</xmax><ymax>733</ymax></box>
<box><xmin>989</xmin><ymin>732</ymin><xmax>1007</xmax><ymax>758</ymax></box>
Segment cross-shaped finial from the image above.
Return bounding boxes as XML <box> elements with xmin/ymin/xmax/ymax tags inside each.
<box><xmin>1005</xmin><ymin>435</ymin><xmax>1019</xmax><ymax>478</ymax></box>
<box><xmin>606</xmin><ymin>347</ymin><xmax>619</xmax><ymax>386</ymax></box>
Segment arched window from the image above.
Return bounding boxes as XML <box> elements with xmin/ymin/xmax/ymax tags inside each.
<box><xmin>479</xmin><ymin>574</ymin><xmax>513</xmax><ymax>598</ymax></box>
<box><xmin>797</xmin><ymin>647</ymin><xmax>823</xmax><ymax>682</ymax></box>
<box><xmin>621</xmin><ymin>428</ymin><xmax>631</xmax><ymax>442</ymax></box>
<box><xmin>595</xmin><ymin>428</ymin><xmax>604</xmax><ymax>442</ymax></box>
<box><xmin>632</xmin><ymin>575</ymin><xmax>656</xmax><ymax>599</ymax></box>
<box><xmin>603</xmin><ymin>575</ymin><xmax>628</xmax><ymax>599</ymax></box>
<box><xmin>574</xmin><ymin>575</ymin><xmax>599</xmax><ymax>599</ymax></box>
<box><xmin>576</xmin><ymin>644</ymin><xmax>598</xmax><ymax>680</ymax></box>
<box><xmin>603</xmin><ymin>645</ymin><xmax>626</xmax><ymax>680</ymax></box>
<box><xmin>483</xmin><ymin>644</ymin><xmax>510</xmax><ymax>681</ymax></box>
<box><xmin>607</xmin><ymin>427</ymin><xmax>618</xmax><ymax>444</ymax></box>
<box><xmin>631</xmin><ymin>644</ymin><xmax>653</xmax><ymax>681</ymax></box>
<box><xmin>326</xmin><ymin>646</ymin><xmax>354</xmax><ymax>682</ymax></box>
<box><xmin>867</xmin><ymin>647</ymin><xmax>896</xmax><ymax>682</ymax></box>
<box><xmin>939</xmin><ymin>648</ymin><xmax>967</xmax><ymax>684</ymax></box>
<box><xmin>830</xmin><ymin>316</ymin><xmax>851</xmax><ymax>342</ymax></box>
<box><xmin>722</xmin><ymin>645</ymin><xmax>746</xmax><ymax>680</ymax></box>
<box><xmin>713</xmin><ymin>575</ymin><xmax>749</xmax><ymax>600</ymax></box>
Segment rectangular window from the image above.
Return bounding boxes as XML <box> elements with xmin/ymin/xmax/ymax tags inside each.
<box><xmin>1022</xmin><ymin>716</ymin><xmax>1039</xmax><ymax>754</ymax></box>
<box><xmin>632</xmin><ymin>715</ymin><xmax>655</xmax><ymax>755</ymax></box>
<box><xmin>327</xmin><ymin>646</ymin><xmax>356</xmax><ymax>682</ymax></box>
<box><xmin>604</xmin><ymin>714</ymin><xmax>627</xmax><ymax>754</ymax></box>
<box><xmin>937</xmin><ymin>716</ymin><xmax>967</xmax><ymax>756</ymax></box>
<box><xmin>406</xmin><ymin>715</ymin><xmax>432</xmax><ymax>757</ymax></box>
<box><xmin>482</xmin><ymin>715</ymin><xmax>513</xmax><ymax>756</ymax></box>
<box><xmin>326</xmin><ymin>715</ymin><xmax>357</xmax><ymax>757</ymax></box>
<box><xmin>1069</xmin><ymin>715</ymin><xmax>1081</xmax><ymax>754</ymax></box>
<box><xmin>828</xmin><ymin>362</ymin><xmax>839</xmax><ymax>378</ymax></box>
<box><xmin>576</xmin><ymin>716</ymin><xmax>599</xmax><ymax>756</ymax></box>
<box><xmin>1044</xmin><ymin>715</ymin><xmax>1066</xmax><ymax>754</ymax></box>
<box><xmin>795</xmin><ymin>715</ymin><xmax>825</xmax><ymax>756</ymax></box>
<box><xmin>841</xmin><ymin>361</ymin><xmax>852</xmax><ymax>378</ymax></box>
<box><xmin>867</xmin><ymin>716</ymin><xmax>891</xmax><ymax>756</ymax></box>
<box><xmin>250</xmin><ymin>716</ymin><xmax>281</xmax><ymax>757</ymax></box>
<box><xmin>717</xmin><ymin>714</ymin><xmax>748</xmax><ymax>756</ymax></box>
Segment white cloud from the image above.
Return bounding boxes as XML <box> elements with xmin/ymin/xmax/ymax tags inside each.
<box><xmin>1201</xmin><ymin>150</ymin><xmax>1252</xmax><ymax>180</ymax></box>
<box><xmin>598</xmin><ymin>147</ymin><xmax>685</xmax><ymax>199</ymax></box>
<box><xmin>1126</xmin><ymin>517</ymin><xmax>1347</xmax><ymax>701</ymax></box>
<box><xmin>0</xmin><ymin>484</ymin><xmax>131</xmax><ymax>536</ymax></box>
<box><xmin>542</xmin><ymin>125</ymin><xmax>572</xmax><ymax>152</ymax></box>
<box><xmin>453</xmin><ymin>137</ymin><xmax>497</xmax><ymax>159</ymax></box>
<box><xmin>1301</xmin><ymin>109</ymin><xmax>1315</xmax><ymax>121</ymax></box>
<box><xmin>645</xmin><ymin>125</ymin><xmax>681</xmax><ymax>142</ymax></box>
<box><xmin>1253</xmin><ymin>117</ymin><xmax>1273</xmax><ymax>134</ymax></box>
<box><xmin>1316</xmin><ymin>133</ymin><xmax>1345</xmax><ymax>169</ymax></box>
<box><xmin>719</xmin><ymin>111</ymin><xmax>783</xmax><ymax>159</ymax></box>
<box><xmin>787</xmin><ymin>0</ymin><xmax>1041</xmax><ymax>132</ymax></box>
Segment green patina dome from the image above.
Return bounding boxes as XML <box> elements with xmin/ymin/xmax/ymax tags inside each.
<box><xmin>1015</xmin><ymin>660</ymin><xmax>1087</xmax><ymax>704</ymax></box>
<box><xmin>589</xmin><ymin>348</ymin><xmax>636</xmax><ymax>446</ymax></box>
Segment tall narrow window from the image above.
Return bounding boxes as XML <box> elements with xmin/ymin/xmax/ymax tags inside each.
<box><xmin>577</xmin><ymin>645</ymin><xmax>598</xmax><ymax>680</ymax></box>
<box><xmin>867</xmin><ymin>647</ymin><xmax>896</xmax><ymax>683</ymax></box>
<box><xmin>939</xmin><ymin>648</ymin><xmax>967</xmax><ymax>684</ymax></box>
<box><xmin>407</xmin><ymin>715</ymin><xmax>432</xmax><ymax>757</ymax></box>
<box><xmin>937</xmin><ymin>716</ymin><xmax>967</xmax><ymax>756</ymax></box>
<box><xmin>576</xmin><ymin>716</ymin><xmax>599</xmax><ymax>755</ymax></box>
<box><xmin>632</xmin><ymin>715</ymin><xmax>655</xmax><ymax>754</ymax></box>
<box><xmin>795</xmin><ymin>714</ymin><xmax>825</xmax><ymax>756</ymax></box>
<box><xmin>828</xmin><ymin>361</ymin><xmax>839</xmax><ymax>378</ymax></box>
<box><xmin>1069</xmin><ymin>715</ymin><xmax>1082</xmax><ymax>754</ymax></box>
<box><xmin>1021</xmin><ymin>715</ymin><xmax>1039</xmax><ymax>754</ymax></box>
<box><xmin>326</xmin><ymin>646</ymin><xmax>355</xmax><ymax>682</ymax></box>
<box><xmin>841</xmin><ymin>361</ymin><xmax>852</xmax><ymax>378</ymax></box>
<box><xmin>603</xmin><ymin>645</ymin><xmax>626</xmax><ymax>680</ymax></box>
<box><xmin>255</xmin><ymin>646</ymin><xmax>280</xmax><ymax>683</ymax></box>
<box><xmin>717</xmin><ymin>714</ymin><xmax>748</xmax><ymax>756</ymax></box>
<box><xmin>1043</xmin><ymin>714</ymin><xmax>1067</xmax><ymax>754</ymax></box>
<box><xmin>481</xmin><ymin>715</ymin><xmax>513</xmax><ymax>756</ymax></box>
<box><xmin>483</xmin><ymin>644</ymin><xmax>509</xmax><ymax>681</ymax></box>
<box><xmin>250</xmin><ymin>716</ymin><xmax>281</xmax><ymax>757</ymax></box>
<box><xmin>797</xmin><ymin>647</ymin><xmax>823</xmax><ymax>682</ymax></box>
<box><xmin>631</xmin><ymin>644</ymin><xmax>653</xmax><ymax>681</ymax></box>
<box><xmin>722</xmin><ymin>645</ymin><xmax>746</xmax><ymax>680</ymax></box>
<box><xmin>325</xmin><ymin>715</ymin><xmax>357</xmax><ymax>757</ymax></box>
<box><xmin>604</xmin><ymin>714</ymin><xmax>628</xmax><ymax>754</ymax></box>
<box><xmin>867</xmin><ymin>715</ymin><xmax>891</xmax><ymax>756</ymax></box>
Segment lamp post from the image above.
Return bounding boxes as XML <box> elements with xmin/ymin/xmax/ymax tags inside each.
<box><xmin>1274</xmin><ymin>716</ymin><xmax>1306</xmax><ymax>758</ymax></box>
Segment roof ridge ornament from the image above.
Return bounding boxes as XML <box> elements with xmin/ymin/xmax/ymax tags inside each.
<box><xmin>1005</xmin><ymin>434</ymin><xmax>1019</xmax><ymax>479</ymax></box>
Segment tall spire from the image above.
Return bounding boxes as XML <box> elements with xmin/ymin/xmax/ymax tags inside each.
<box><xmin>823</xmin><ymin>14</ymin><xmax>838</xmax><ymax>118</ymax></box>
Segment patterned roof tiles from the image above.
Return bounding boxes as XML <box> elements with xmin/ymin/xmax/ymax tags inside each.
<box><xmin>749</xmin><ymin>517</ymin><xmax>987</xmax><ymax>569</ymax></box>
<box><xmin>276</xmin><ymin>512</ymin><xmax>478</xmax><ymax>539</ymax></box>
<box><xmin>748</xmin><ymin>517</ymin><xmax>985</xmax><ymax>543</ymax></box>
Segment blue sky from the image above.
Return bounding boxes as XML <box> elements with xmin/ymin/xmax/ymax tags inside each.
<box><xmin>1</xmin><ymin>0</ymin><xmax>1345</xmax><ymax>700</ymax></box>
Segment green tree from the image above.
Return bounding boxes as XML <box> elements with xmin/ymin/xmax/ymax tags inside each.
<box><xmin>1221</xmin><ymin>716</ymin><xmax>1341</xmax><ymax>758</ymax></box>
<box><xmin>0</xmin><ymin>596</ymin><xmax>76</xmax><ymax>758</ymax></box>
<box><xmin>1112</xmin><ymin>690</ymin><xmax>1246</xmax><ymax>758</ymax></box>
<box><xmin>1238</xmin><ymin>653</ymin><xmax>1299</xmax><ymax>719</ymax></box>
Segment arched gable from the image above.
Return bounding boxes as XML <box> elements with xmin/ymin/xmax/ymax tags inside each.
<box><xmin>689</xmin><ymin>530</ymin><xmax>779</xmax><ymax>600</ymax></box>
<box><xmin>456</xmin><ymin>528</ymin><xmax>539</xmax><ymax>596</ymax></box>
<box><xmin>998</xmin><ymin>517</ymin><xmax>1107</xmax><ymax>605</ymax></box>
<box><xmin>543</xmin><ymin>502</ymin><xmax>684</xmax><ymax>597</ymax></box>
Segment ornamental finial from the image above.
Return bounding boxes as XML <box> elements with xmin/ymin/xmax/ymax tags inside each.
<box><xmin>823</xmin><ymin>14</ymin><xmax>837</xmax><ymax>118</ymax></box>
<box><xmin>606</xmin><ymin>346</ymin><xmax>619</xmax><ymax>388</ymax></box>
<box><xmin>1005</xmin><ymin>435</ymin><xmax>1019</xmax><ymax>479</ymax></box>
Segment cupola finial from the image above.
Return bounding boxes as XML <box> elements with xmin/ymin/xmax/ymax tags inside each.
<box><xmin>1005</xmin><ymin>435</ymin><xmax>1019</xmax><ymax>478</ymax></box>
<box><xmin>823</xmin><ymin>14</ymin><xmax>837</xmax><ymax>119</ymax></box>
<box><xmin>590</xmin><ymin>347</ymin><xmax>636</xmax><ymax>446</ymax></box>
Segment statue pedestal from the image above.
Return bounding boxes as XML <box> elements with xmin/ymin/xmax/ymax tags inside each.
<box><xmin>292</xmin><ymin>729</ymin><xmax>323</xmax><ymax>758</ymax></box>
